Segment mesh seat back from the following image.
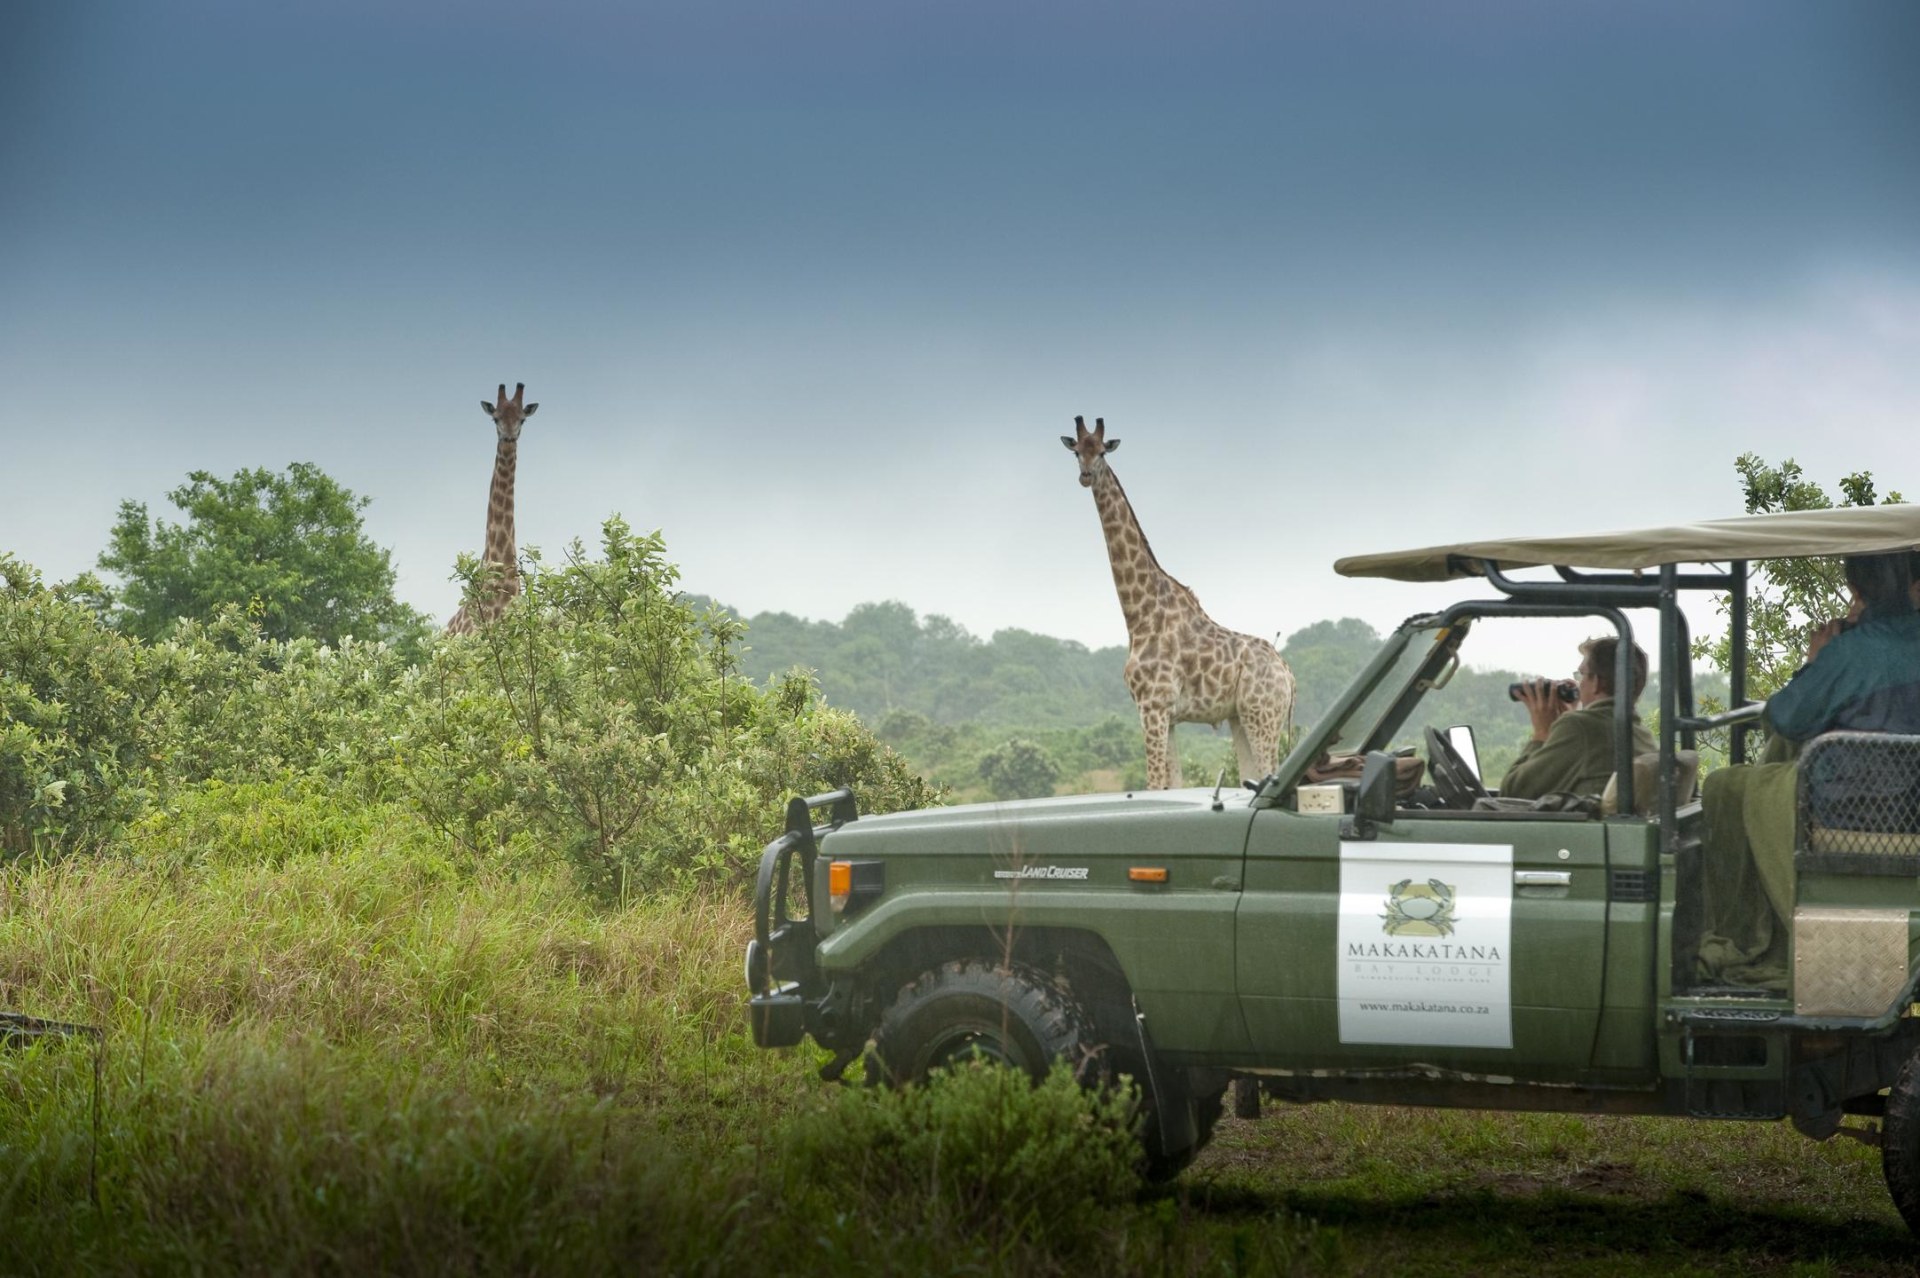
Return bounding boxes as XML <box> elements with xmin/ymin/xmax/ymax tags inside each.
<box><xmin>1796</xmin><ymin>732</ymin><xmax>1920</xmax><ymax>875</ymax></box>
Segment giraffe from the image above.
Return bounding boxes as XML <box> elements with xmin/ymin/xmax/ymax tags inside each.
<box><xmin>445</xmin><ymin>382</ymin><xmax>538</xmax><ymax>635</ymax></box>
<box><xmin>1062</xmin><ymin>415</ymin><xmax>1295</xmax><ymax>789</ymax></box>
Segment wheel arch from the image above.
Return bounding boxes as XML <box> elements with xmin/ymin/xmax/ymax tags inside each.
<box><xmin>843</xmin><ymin>924</ymin><xmax>1138</xmax><ymax>1045</ymax></box>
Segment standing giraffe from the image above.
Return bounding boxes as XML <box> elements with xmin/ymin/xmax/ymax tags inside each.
<box><xmin>445</xmin><ymin>382</ymin><xmax>538</xmax><ymax>635</ymax></box>
<box><xmin>1062</xmin><ymin>415</ymin><xmax>1295</xmax><ymax>789</ymax></box>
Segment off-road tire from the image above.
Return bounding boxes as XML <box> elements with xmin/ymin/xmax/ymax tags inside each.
<box><xmin>864</xmin><ymin>957</ymin><xmax>1221</xmax><ymax>1181</ymax></box>
<box><xmin>1883</xmin><ymin>1047</ymin><xmax>1920</xmax><ymax>1233</ymax></box>
<box><xmin>865</xmin><ymin>958</ymin><xmax>1101</xmax><ymax>1086</ymax></box>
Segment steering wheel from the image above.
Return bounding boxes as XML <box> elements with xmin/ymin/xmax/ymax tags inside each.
<box><xmin>1424</xmin><ymin>725</ymin><xmax>1491</xmax><ymax>810</ymax></box>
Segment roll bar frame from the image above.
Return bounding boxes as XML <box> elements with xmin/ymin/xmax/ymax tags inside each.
<box><xmin>1453</xmin><ymin>557</ymin><xmax>1754</xmax><ymax>852</ymax></box>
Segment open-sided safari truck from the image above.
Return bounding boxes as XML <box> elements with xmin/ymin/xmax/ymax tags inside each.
<box><xmin>747</xmin><ymin>504</ymin><xmax>1920</xmax><ymax>1227</ymax></box>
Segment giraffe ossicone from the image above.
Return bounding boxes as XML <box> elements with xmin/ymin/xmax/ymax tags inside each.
<box><xmin>1063</xmin><ymin>414</ymin><xmax>1295</xmax><ymax>789</ymax></box>
<box><xmin>445</xmin><ymin>382</ymin><xmax>539</xmax><ymax>636</ymax></box>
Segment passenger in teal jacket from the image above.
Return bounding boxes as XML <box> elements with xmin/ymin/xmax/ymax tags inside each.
<box><xmin>1764</xmin><ymin>566</ymin><xmax>1920</xmax><ymax>742</ymax></box>
<box><xmin>1697</xmin><ymin>552</ymin><xmax>1920</xmax><ymax>988</ymax></box>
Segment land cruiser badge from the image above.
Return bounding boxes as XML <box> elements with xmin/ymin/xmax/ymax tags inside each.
<box><xmin>1382</xmin><ymin>878</ymin><xmax>1456</xmax><ymax>937</ymax></box>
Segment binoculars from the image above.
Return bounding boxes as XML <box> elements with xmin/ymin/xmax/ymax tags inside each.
<box><xmin>1508</xmin><ymin>679</ymin><xmax>1579</xmax><ymax>704</ymax></box>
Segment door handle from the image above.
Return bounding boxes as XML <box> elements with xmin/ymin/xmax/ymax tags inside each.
<box><xmin>1513</xmin><ymin>870</ymin><xmax>1572</xmax><ymax>888</ymax></box>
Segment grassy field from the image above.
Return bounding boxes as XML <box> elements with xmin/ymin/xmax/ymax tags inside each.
<box><xmin>1</xmin><ymin>782</ymin><xmax>1913</xmax><ymax>1275</ymax></box>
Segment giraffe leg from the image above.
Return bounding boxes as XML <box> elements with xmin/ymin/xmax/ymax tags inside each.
<box><xmin>1141</xmin><ymin>705</ymin><xmax>1177</xmax><ymax>789</ymax></box>
<box><xmin>1230</xmin><ymin>717</ymin><xmax>1260</xmax><ymax>785</ymax></box>
<box><xmin>1163</xmin><ymin>716</ymin><xmax>1184</xmax><ymax>789</ymax></box>
<box><xmin>1254</xmin><ymin>715</ymin><xmax>1284</xmax><ymax>782</ymax></box>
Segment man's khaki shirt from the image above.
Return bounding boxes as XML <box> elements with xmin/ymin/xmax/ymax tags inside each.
<box><xmin>1499</xmin><ymin>697</ymin><xmax>1654</xmax><ymax>800</ymax></box>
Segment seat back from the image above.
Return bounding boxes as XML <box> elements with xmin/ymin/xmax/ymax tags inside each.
<box><xmin>1600</xmin><ymin>749</ymin><xmax>1699</xmax><ymax>817</ymax></box>
<box><xmin>1796</xmin><ymin>731</ymin><xmax>1920</xmax><ymax>875</ymax></box>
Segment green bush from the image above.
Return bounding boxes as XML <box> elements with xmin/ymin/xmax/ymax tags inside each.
<box><xmin>400</xmin><ymin>519</ymin><xmax>939</xmax><ymax>894</ymax></box>
<box><xmin>978</xmin><ymin>736</ymin><xmax>1063</xmax><ymax>800</ymax></box>
<box><xmin>778</xmin><ymin>1060</ymin><xmax>1140</xmax><ymax>1258</ymax></box>
<box><xmin>3</xmin><ymin>526</ymin><xmax>937</xmax><ymax>896</ymax></box>
<box><xmin>0</xmin><ymin>555</ymin><xmax>159</xmax><ymax>857</ymax></box>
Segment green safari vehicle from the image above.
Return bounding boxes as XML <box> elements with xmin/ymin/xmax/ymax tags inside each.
<box><xmin>745</xmin><ymin>505</ymin><xmax>1920</xmax><ymax>1224</ymax></box>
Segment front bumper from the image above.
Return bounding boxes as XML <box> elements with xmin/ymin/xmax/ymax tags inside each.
<box><xmin>745</xmin><ymin>789</ymin><xmax>859</xmax><ymax>1049</ymax></box>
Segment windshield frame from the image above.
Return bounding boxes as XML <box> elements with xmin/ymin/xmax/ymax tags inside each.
<box><xmin>1254</xmin><ymin>617</ymin><xmax>1462</xmax><ymax>806</ymax></box>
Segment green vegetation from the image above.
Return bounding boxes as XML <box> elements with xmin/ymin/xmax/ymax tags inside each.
<box><xmin>723</xmin><ymin>601</ymin><xmax>1717</xmax><ymax>799</ymax></box>
<box><xmin>2</xmin><ymin>781</ymin><xmax>1907</xmax><ymax>1276</ymax></box>
<box><xmin>0</xmin><ymin>783</ymin><xmax>1152</xmax><ymax>1274</ymax></box>
<box><xmin>4</xmin><ymin>521</ymin><xmax>932</xmax><ymax>886</ymax></box>
<box><xmin>3</xmin><ymin>455</ymin><xmax>1909</xmax><ymax>1273</ymax></box>
<box><xmin>719</xmin><ymin>598</ymin><xmax>1138</xmax><ymax>728</ymax></box>
<box><xmin>88</xmin><ymin>462</ymin><xmax>431</xmax><ymax>649</ymax></box>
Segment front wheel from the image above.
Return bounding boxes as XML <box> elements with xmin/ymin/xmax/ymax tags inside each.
<box><xmin>863</xmin><ymin>957</ymin><xmax>1220</xmax><ymax>1181</ymax></box>
<box><xmin>865</xmin><ymin>959</ymin><xmax>1099</xmax><ymax>1086</ymax></box>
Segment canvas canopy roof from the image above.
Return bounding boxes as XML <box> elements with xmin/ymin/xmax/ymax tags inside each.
<box><xmin>1335</xmin><ymin>505</ymin><xmax>1920</xmax><ymax>584</ymax></box>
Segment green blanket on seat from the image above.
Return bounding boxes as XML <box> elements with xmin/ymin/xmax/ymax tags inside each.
<box><xmin>1694</xmin><ymin>761</ymin><xmax>1797</xmax><ymax>990</ymax></box>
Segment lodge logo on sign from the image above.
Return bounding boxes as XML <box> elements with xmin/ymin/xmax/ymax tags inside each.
<box><xmin>1338</xmin><ymin>843</ymin><xmax>1514</xmax><ymax>1049</ymax></box>
<box><xmin>1381</xmin><ymin>878</ymin><xmax>1456</xmax><ymax>938</ymax></box>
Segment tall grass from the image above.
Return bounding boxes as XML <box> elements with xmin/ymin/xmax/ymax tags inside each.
<box><xmin>0</xmin><ymin>780</ymin><xmax>1173</xmax><ymax>1275</ymax></box>
<box><xmin>4</xmin><ymin>778</ymin><xmax>1913</xmax><ymax>1275</ymax></box>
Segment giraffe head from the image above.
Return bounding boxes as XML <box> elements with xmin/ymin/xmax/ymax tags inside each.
<box><xmin>1059</xmin><ymin>415</ymin><xmax>1120</xmax><ymax>488</ymax></box>
<box><xmin>480</xmin><ymin>382</ymin><xmax>539</xmax><ymax>443</ymax></box>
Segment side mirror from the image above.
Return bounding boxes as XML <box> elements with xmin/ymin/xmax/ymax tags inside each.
<box><xmin>1444</xmin><ymin>725</ymin><xmax>1481</xmax><ymax>786</ymax></box>
<box><xmin>1340</xmin><ymin>751</ymin><xmax>1398</xmax><ymax>841</ymax></box>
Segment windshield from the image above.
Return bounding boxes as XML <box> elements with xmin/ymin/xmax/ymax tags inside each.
<box><xmin>1317</xmin><ymin>621</ymin><xmax>1464</xmax><ymax>758</ymax></box>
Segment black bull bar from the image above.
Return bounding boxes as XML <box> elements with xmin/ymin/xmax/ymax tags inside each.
<box><xmin>745</xmin><ymin>789</ymin><xmax>858</xmax><ymax>1048</ymax></box>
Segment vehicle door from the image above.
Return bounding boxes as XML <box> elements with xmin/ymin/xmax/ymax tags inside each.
<box><xmin>1238</xmin><ymin>807</ymin><xmax>1607</xmax><ymax>1077</ymax></box>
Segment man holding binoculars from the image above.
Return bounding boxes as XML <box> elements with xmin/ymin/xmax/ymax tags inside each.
<box><xmin>1500</xmin><ymin>635</ymin><xmax>1654</xmax><ymax>800</ymax></box>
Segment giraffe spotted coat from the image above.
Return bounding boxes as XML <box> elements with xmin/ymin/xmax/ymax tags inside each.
<box><xmin>446</xmin><ymin>382</ymin><xmax>538</xmax><ymax>636</ymax></box>
<box><xmin>1063</xmin><ymin>416</ymin><xmax>1295</xmax><ymax>789</ymax></box>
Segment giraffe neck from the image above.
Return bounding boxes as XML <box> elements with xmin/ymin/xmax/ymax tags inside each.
<box><xmin>478</xmin><ymin>435</ymin><xmax>519</xmax><ymax>609</ymax></box>
<box><xmin>1090</xmin><ymin>466</ymin><xmax>1191</xmax><ymax>638</ymax></box>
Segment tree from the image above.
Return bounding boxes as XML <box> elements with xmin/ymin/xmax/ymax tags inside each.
<box><xmin>978</xmin><ymin>738</ymin><xmax>1062</xmax><ymax>801</ymax></box>
<box><xmin>94</xmin><ymin>462</ymin><xmax>428</xmax><ymax>648</ymax></box>
<box><xmin>1693</xmin><ymin>455</ymin><xmax>1903</xmax><ymax>699</ymax></box>
<box><xmin>1282</xmin><ymin>617</ymin><xmax>1384</xmax><ymax>727</ymax></box>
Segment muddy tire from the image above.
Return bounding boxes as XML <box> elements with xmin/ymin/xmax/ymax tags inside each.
<box><xmin>864</xmin><ymin>957</ymin><xmax>1220</xmax><ymax>1181</ymax></box>
<box><xmin>865</xmin><ymin>959</ymin><xmax>1101</xmax><ymax>1086</ymax></box>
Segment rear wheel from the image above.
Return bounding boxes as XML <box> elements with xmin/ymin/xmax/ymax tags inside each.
<box><xmin>1883</xmin><ymin>1048</ymin><xmax>1920</xmax><ymax>1232</ymax></box>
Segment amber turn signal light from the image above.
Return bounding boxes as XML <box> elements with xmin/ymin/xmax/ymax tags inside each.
<box><xmin>1128</xmin><ymin>867</ymin><xmax>1168</xmax><ymax>883</ymax></box>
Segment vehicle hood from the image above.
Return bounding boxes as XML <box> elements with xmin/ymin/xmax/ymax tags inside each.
<box><xmin>820</xmin><ymin>785</ymin><xmax>1259</xmax><ymax>861</ymax></box>
<box><xmin>853</xmin><ymin>786</ymin><xmax>1253</xmax><ymax>831</ymax></box>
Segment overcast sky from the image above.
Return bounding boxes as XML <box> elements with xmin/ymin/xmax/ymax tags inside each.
<box><xmin>5</xmin><ymin>1</ymin><xmax>1918</xmax><ymax>673</ymax></box>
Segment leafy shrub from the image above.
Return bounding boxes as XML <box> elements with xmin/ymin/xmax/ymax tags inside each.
<box><xmin>144</xmin><ymin>610</ymin><xmax>418</xmax><ymax>796</ymax></box>
<box><xmin>0</xmin><ymin>555</ymin><xmax>158</xmax><ymax>857</ymax></box>
<box><xmin>977</xmin><ymin>736</ymin><xmax>1062</xmax><ymax>800</ymax></box>
<box><xmin>3</xmin><ymin>524</ymin><xmax>937</xmax><ymax>895</ymax></box>
<box><xmin>399</xmin><ymin>519</ymin><xmax>938</xmax><ymax>894</ymax></box>
<box><xmin>778</xmin><ymin>1060</ymin><xmax>1139</xmax><ymax>1256</ymax></box>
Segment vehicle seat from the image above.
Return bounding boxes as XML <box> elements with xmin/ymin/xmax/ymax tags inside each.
<box><xmin>1600</xmin><ymin>750</ymin><xmax>1699</xmax><ymax>817</ymax></box>
<box><xmin>1795</xmin><ymin>732</ymin><xmax>1920</xmax><ymax>874</ymax></box>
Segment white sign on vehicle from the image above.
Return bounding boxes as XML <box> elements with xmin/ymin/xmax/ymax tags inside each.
<box><xmin>1336</xmin><ymin>841</ymin><xmax>1513</xmax><ymax>1049</ymax></box>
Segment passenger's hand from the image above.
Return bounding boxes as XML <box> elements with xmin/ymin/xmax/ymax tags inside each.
<box><xmin>1515</xmin><ymin>678</ymin><xmax>1569</xmax><ymax>743</ymax></box>
<box><xmin>1807</xmin><ymin>618</ymin><xmax>1846</xmax><ymax>664</ymax></box>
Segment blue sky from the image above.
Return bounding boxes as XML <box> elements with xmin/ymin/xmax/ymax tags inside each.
<box><xmin>4</xmin><ymin>1</ymin><xmax>1918</xmax><ymax>670</ymax></box>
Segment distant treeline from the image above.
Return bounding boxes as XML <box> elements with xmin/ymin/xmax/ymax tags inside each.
<box><xmin>700</xmin><ymin>599</ymin><xmax>1723</xmax><ymax>801</ymax></box>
